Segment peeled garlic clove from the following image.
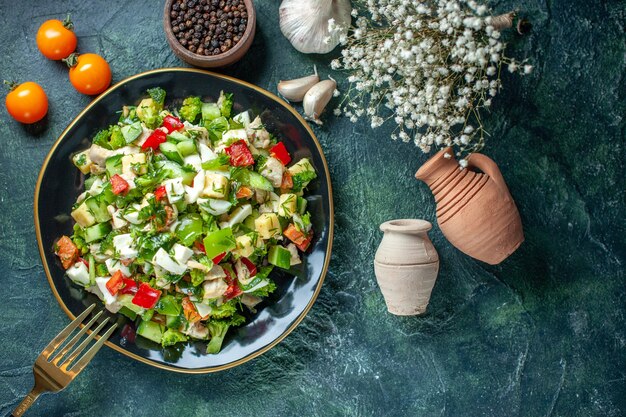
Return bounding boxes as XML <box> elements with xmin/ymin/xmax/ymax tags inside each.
<box><xmin>279</xmin><ymin>0</ymin><xmax>351</xmax><ymax>54</ymax></box>
<box><xmin>303</xmin><ymin>78</ymin><xmax>337</xmax><ymax>125</ymax></box>
<box><xmin>278</xmin><ymin>67</ymin><xmax>320</xmax><ymax>102</ymax></box>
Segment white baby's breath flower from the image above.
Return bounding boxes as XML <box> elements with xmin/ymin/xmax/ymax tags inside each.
<box><xmin>523</xmin><ymin>64</ymin><xmax>533</xmax><ymax>74</ymax></box>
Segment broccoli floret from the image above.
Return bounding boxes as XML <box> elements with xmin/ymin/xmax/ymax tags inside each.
<box><xmin>217</xmin><ymin>91</ymin><xmax>233</xmax><ymax>118</ymax></box>
<box><xmin>179</xmin><ymin>96</ymin><xmax>203</xmax><ymax>123</ymax></box>
<box><xmin>206</xmin><ymin>314</ymin><xmax>245</xmax><ymax>354</ymax></box>
<box><xmin>291</xmin><ymin>171</ymin><xmax>317</xmax><ymax>193</ymax></box>
<box><xmin>136</xmin><ymin>98</ymin><xmax>163</xmax><ymax>129</ymax></box>
<box><xmin>147</xmin><ymin>87</ymin><xmax>166</xmax><ymax>106</ymax></box>
<box><xmin>161</xmin><ymin>328</ymin><xmax>188</xmax><ymax>347</ymax></box>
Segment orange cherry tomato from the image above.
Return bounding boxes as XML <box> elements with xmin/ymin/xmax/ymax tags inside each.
<box><xmin>4</xmin><ymin>81</ymin><xmax>48</xmax><ymax>124</ymax></box>
<box><xmin>66</xmin><ymin>53</ymin><xmax>112</xmax><ymax>95</ymax></box>
<box><xmin>36</xmin><ymin>16</ymin><xmax>77</xmax><ymax>60</ymax></box>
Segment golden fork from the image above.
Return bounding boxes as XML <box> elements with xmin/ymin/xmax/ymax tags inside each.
<box><xmin>11</xmin><ymin>304</ymin><xmax>117</xmax><ymax>417</ymax></box>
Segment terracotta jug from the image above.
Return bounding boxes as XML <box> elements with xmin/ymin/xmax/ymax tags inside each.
<box><xmin>415</xmin><ymin>147</ymin><xmax>524</xmax><ymax>265</ymax></box>
<box><xmin>374</xmin><ymin>219</ymin><xmax>440</xmax><ymax>315</ymax></box>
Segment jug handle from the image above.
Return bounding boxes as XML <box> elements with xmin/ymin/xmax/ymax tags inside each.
<box><xmin>466</xmin><ymin>153</ymin><xmax>509</xmax><ymax>194</ymax></box>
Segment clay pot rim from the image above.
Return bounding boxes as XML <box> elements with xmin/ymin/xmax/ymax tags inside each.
<box><xmin>380</xmin><ymin>219</ymin><xmax>432</xmax><ymax>234</ymax></box>
<box><xmin>415</xmin><ymin>146</ymin><xmax>454</xmax><ymax>180</ymax></box>
<box><xmin>374</xmin><ymin>260</ymin><xmax>439</xmax><ymax>268</ymax></box>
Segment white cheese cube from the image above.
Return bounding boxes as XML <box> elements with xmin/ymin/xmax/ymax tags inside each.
<box><xmin>278</xmin><ymin>193</ymin><xmax>297</xmax><ymax>217</ymax></box>
<box><xmin>105</xmin><ymin>258</ymin><xmax>131</xmax><ymax>277</ymax></box>
<box><xmin>219</xmin><ymin>204</ymin><xmax>252</xmax><ymax>229</ymax></box>
<box><xmin>164</xmin><ymin>177</ymin><xmax>185</xmax><ymax>203</ymax></box>
<box><xmin>255</xmin><ymin>213</ymin><xmax>282</xmax><ymax>240</ymax></box>
<box><xmin>260</xmin><ymin>157</ymin><xmax>285</xmax><ymax>188</ymax></box>
<box><xmin>193</xmin><ymin>302</ymin><xmax>213</xmax><ymax>319</ymax></box>
<box><xmin>113</xmin><ymin>234</ymin><xmax>138</xmax><ymax>259</ymax></box>
<box><xmin>197</xmin><ymin>198</ymin><xmax>232</xmax><ymax>216</ymax></box>
<box><xmin>152</xmin><ymin>247</ymin><xmax>187</xmax><ymax>275</ymax></box>
<box><xmin>72</xmin><ymin>150</ymin><xmax>93</xmax><ymax>175</ymax></box>
<box><xmin>288</xmin><ymin>158</ymin><xmax>315</xmax><ymax>176</ymax></box>
<box><xmin>95</xmin><ymin>277</ymin><xmax>118</xmax><ymax>305</ymax></box>
<box><xmin>184</xmin><ymin>171</ymin><xmax>205</xmax><ymax>204</ymax></box>
<box><xmin>172</xmin><ymin>243</ymin><xmax>194</xmax><ymax>265</ymax></box>
<box><xmin>107</xmin><ymin>205</ymin><xmax>128</xmax><ymax>229</ymax></box>
<box><xmin>184</xmin><ymin>154</ymin><xmax>202</xmax><ymax>171</ymax></box>
<box><xmin>66</xmin><ymin>262</ymin><xmax>91</xmax><ymax>286</ymax></box>
<box><xmin>220</xmin><ymin>129</ymin><xmax>248</xmax><ymax>145</ymax></box>
<box><xmin>202</xmin><ymin>172</ymin><xmax>229</xmax><ymax>199</ymax></box>
<box><xmin>198</xmin><ymin>143</ymin><xmax>217</xmax><ymax>163</ymax></box>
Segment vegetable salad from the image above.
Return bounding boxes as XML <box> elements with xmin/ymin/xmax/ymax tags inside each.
<box><xmin>55</xmin><ymin>88</ymin><xmax>317</xmax><ymax>353</ymax></box>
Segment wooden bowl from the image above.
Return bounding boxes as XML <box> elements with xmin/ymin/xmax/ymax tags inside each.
<box><xmin>163</xmin><ymin>0</ymin><xmax>256</xmax><ymax>68</ymax></box>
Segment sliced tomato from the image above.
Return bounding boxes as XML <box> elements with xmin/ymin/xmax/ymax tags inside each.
<box><xmin>235</xmin><ymin>185</ymin><xmax>253</xmax><ymax>199</ymax></box>
<box><xmin>270</xmin><ymin>142</ymin><xmax>291</xmax><ymax>165</ymax></box>
<box><xmin>56</xmin><ymin>236</ymin><xmax>79</xmax><ymax>269</ymax></box>
<box><xmin>224</xmin><ymin>140</ymin><xmax>254</xmax><ymax>167</ymax></box>
<box><xmin>106</xmin><ymin>271</ymin><xmax>126</xmax><ymax>296</ymax></box>
<box><xmin>110</xmin><ymin>174</ymin><xmax>129</xmax><ymax>195</ymax></box>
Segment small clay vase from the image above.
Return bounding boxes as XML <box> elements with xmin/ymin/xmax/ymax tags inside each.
<box><xmin>415</xmin><ymin>147</ymin><xmax>524</xmax><ymax>265</ymax></box>
<box><xmin>374</xmin><ymin>219</ymin><xmax>440</xmax><ymax>316</ymax></box>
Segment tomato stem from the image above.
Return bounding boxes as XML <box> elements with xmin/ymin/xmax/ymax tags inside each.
<box><xmin>63</xmin><ymin>14</ymin><xmax>74</xmax><ymax>30</ymax></box>
<box><xmin>3</xmin><ymin>80</ymin><xmax>18</xmax><ymax>91</ymax></box>
<box><xmin>62</xmin><ymin>53</ymin><xmax>79</xmax><ymax>68</ymax></box>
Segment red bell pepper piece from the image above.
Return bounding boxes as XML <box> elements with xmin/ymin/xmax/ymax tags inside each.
<box><xmin>131</xmin><ymin>283</ymin><xmax>161</xmax><ymax>309</ymax></box>
<box><xmin>240</xmin><ymin>257</ymin><xmax>257</xmax><ymax>278</ymax></box>
<box><xmin>154</xmin><ymin>185</ymin><xmax>167</xmax><ymax>201</ymax></box>
<box><xmin>78</xmin><ymin>257</ymin><xmax>90</xmax><ymax>268</ymax></box>
<box><xmin>270</xmin><ymin>142</ymin><xmax>291</xmax><ymax>165</ymax></box>
<box><xmin>162</xmin><ymin>115</ymin><xmax>184</xmax><ymax>133</ymax></box>
<box><xmin>212</xmin><ymin>252</ymin><xmax>226</xmax><ymax>264</ymax></box>
<box><xmin>110</xmin><ymin>174</ymin><xmax>129</xmax><ymax>195</ymax></box>
<box><xmin>224</xmin><ymin>140</ymin><xmax>254</xmax><ymax>167</ymax></box>
<box><xmin>106</xmin><ymin>271</ymin><xmax>126</xmax><ymax>296</ymax></box>
<box><xmin>223</xmin><ymin>268</ymin><xmax>243</xmax><ymax>300</ymax></box>
<box><xmin>119</xmin><ymin>278</ymin><xmax>138</xmax><ymax>295</ymax></box>
<box><xmin>141</xmin><ymin>129</ymin><xmax>167</xmax><ymax>151</ymax></box>
<box><xmin>194</xmin><ymin>241</ymin><xmax>206</xmax><ymax>254</ymax></box>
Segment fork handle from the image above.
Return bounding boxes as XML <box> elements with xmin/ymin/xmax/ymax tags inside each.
<box><xmin>11</xmin><ymin>387</ymin><xmax>43</xmax><ymax>417</ymax></box>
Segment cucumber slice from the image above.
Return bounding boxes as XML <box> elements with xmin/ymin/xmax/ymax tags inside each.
<box><xmin>105</xmin><ymin>154</ymin><xmax>123</xmax><ymax>177</ymax></box>
<box><xmin>121</xmin><ymin>121</ymin><xmax>142</xmax><ymax>143</ymax></box>
<box><xmin>268</xmin><ymin>245</ymin><xmax>291</xmax><ymax>269</ymax></box>
<box><xmin>176</xmin><ymin>140</ymin><xmax>197</xmax><ymax>157</ymax></box>
<box><xmin>85</xmin><ymin>197</ymin><xmax>112</xmax><ymax>223</ymax></box>
<box><xmin>137</xmin><ymin>320</ymin><xmax>164</xmax><ymax>344</ymax></box>
<box><xmin>166</xmin><ymin>130</ymin><xmax>189</xmax><ymax>143</ymax></box>
<box><xmin>157</xmin><ymin>161</ymin><xmax>196</xmax><ymax>186</ymax></box>
<box><xmin>84</xmin><ymin>222</ymin><xmax>112</xmax><ymax>243</ymax></box>
<box><xmin>297</xmin><ymin>197</ymin><xmax>308</xmax><ymax>215</ymax></box>
<box><xmin>232</xmin><ymin>169</ymin><xmax>273</xmax><ymax>191</ymax></box>
<box><xmin>159</xmin><ymin>142</ymin><xmax>185</xmax><ymax>165</ymax></box>
<box><xmin>166</xmin><ymin>314</ymin><xmax>183</xmax><ymax>330</ymax></box>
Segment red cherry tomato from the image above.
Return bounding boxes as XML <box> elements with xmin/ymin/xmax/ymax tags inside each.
<box><xmin>65</xmin><ymin>53</ymin><xmax>112</xmax><ymax>95</ymax></box>
<box><xmin>36</xmin><ymin>16</ymin><xmax>77</xmax><ymax>60</ymax></box>
<box><xmin>4</xmin><ymin>81</ymin><xmax>48</xmax><ymax>124</ymax></box>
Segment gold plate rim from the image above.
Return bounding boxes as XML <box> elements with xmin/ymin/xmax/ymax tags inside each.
<box><xmin>33</xmin><ymin>67</ymin><xmax>334</xmax><ymax>374</ymax></box>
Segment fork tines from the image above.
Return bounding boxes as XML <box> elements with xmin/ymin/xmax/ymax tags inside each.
<box><xmin>41</xmin><ymin>304</ymin><xmax>117</xmax><ymax>376</ymax></box>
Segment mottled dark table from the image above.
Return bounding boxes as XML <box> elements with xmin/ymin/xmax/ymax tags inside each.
<box><xmin>0</xmin><ymin>0</ymin><xmax>624</xmax><ymax>416</ymax></box>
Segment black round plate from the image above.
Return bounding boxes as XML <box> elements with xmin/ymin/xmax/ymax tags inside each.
<box><xmin>35</xmin><ymin>68</ymin><xmax>333</xmax><ymax>373</ymax></box>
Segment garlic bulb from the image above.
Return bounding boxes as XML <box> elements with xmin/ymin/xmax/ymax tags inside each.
<box><xmin>279</xmin><ymin>0</ymin><xmax>351</xmax><ymax>54</ymax></box>
<box><xmin>303</xmin><ymin>78</ymin><xmax>337</xmax><ymax>125</ymax></box>
<box><xmin>277</xmin><ymin>66</ymin><xmax>320</xmax><ymax>102</ymax></box>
